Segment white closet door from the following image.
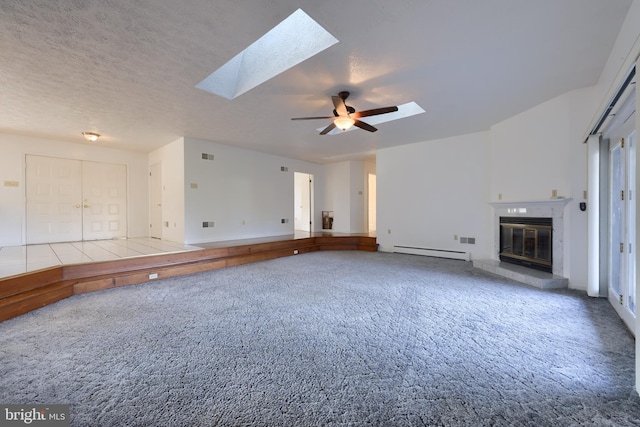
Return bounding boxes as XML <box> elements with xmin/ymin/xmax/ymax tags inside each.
<box><xmin>82</xmin><ymin>161</ymin><xmax>127</xmax><ymax>240</ymax></box>
<box><xmin>26</xmin><ymin>155</ymin><xmax>83</xmax><ymax>244</ymax></box>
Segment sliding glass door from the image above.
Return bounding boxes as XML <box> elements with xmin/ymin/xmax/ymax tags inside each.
<box><xmin>608</xmin><ymin>132</ymin><xmax>636</xmax><ymax>333</ymax></box>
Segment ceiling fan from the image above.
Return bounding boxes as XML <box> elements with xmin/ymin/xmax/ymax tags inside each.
<box><xmin>291</xmin><ymin>91</ymin><xmax>398</xmax><ymax>135</ymax></box>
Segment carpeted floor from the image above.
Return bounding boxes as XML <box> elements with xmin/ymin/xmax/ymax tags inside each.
<box><xmin>1</xmin><ymin>251</ymin><xmax>639</xmax><ymax>426</ymax></box>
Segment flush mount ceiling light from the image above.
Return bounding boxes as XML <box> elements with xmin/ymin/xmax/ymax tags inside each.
<box><xmin>82</xmin><ymin>132</ymin><xmax>100</xmax><ymax>142</ymax></box>
<box><xmin>196</xmin><ymin>9</ymin><xmax>338</xmax><ymax>100</ymax></box>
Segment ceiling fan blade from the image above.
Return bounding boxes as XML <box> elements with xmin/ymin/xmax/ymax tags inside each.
<box><xmin>351</xmin><ymin>106</ymin><xmax>398</xmax><ymax>119</ymax></box>
<box><xmin>319</xmin><ymin>122</ymin><xmax>336</xmax><ymax>135</ymax></box>
<box><xmin>332</xmin><ymin>95</ymin><xmax>348</xmax><ymax>117</ymax></box>
<box><xmin>291</xmin><ymin>116</ymin><xmax>335</xmax><ymax>120</ymax></box>
<box><xmin>353</xmin><ymin>120</ymin><xmax>377</xmax><ymax>132</ymax></box>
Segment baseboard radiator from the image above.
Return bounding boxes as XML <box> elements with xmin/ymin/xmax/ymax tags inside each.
<box><xmin>393</xmin><ymin>245</ymin><xmax>470</xmax><ymax>261</ymax></box>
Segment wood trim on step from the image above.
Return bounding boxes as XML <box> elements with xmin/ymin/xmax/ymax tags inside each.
<box><xmin>0</xmin><ymin>236</ymin><xmax>377</xmax><ymax>322</ymax></box>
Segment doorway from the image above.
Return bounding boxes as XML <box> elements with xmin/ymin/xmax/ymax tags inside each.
<box><xmin>150</xmin><ymin>163</ymin><xmax>163</xmax><ymax>239</ymax></box>
<box><xmin>294</xmin><ymin>172</ymin><xmax>313</xmax><ymax>232</ymax></box>
<box><xmin>368</xmin><ymin>173</ymin><xmax>376</xmax><ymax>232</ymax></box>
<box><xmin>26</xmin><ymin>155</ymin><xmax>128</xmax><ymax>244</ymax></box>
<box><xmin>603</xmin><ymin>88</ymin><xmax>636</xmax><ymax>334</ymax></box>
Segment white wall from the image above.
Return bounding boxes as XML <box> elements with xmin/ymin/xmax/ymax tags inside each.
<box><xmin>490</xmin><ymin>87</ymin><xmax>595</xmax><ymax>289</ymax></box>
<box><xmin>349</xmin><ymin>161</ymin><xmax>365</xmax><ymax>233</ymax></box>
<box><xmin>324</xmin><ymin>161</ymin><xmax>350</xmax><ymax>232</ymax></box>
<box><xmin>181</xmin><ymin>138</ymin><xmax>325</xmax><ymax>244</ymax></box>
<box><xmin>0</xmin><ymin>133</ymin><xmax>149</xmax><ymax>246</ymax></box>
<box><xmin>148</xmin><ymin>138</ymin><xmax>186</xmax><ymax>244</ymax></box>
<box><xmin>377</xmin><ymin>131</ymin><xmax>492</xmax><ymax>259</ymax></box>
<box><xmin>489</xmin><ymin>89</ymin><xmax>593</xmax><ymax>202</ymax></box>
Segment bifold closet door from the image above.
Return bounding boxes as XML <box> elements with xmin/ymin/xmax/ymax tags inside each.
<box><xmin>26</xmin><ymin>156</ymin><xmax>83</xmax><ymax>244</ymax></box>
<box><xmin>26</xmin><ymin>155</ymin><xmax>127</xmax><ymax>244</ymax></box>
<box><xmin>81</xmin><ymin>161</ymin><xmax>127</xmax><ymax>240</ymax></box>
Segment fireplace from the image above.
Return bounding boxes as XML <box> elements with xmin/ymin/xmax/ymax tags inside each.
<box><xmin>499</xmin><ymin>217</ymin><xmax>552</xmax><ymax>273</ymax></box>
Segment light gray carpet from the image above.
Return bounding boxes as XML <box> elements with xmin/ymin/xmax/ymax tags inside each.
<box><xmin>1</xmin><ymin>251</ymin><xmax>639</xmax><ymax>426</ymax></box>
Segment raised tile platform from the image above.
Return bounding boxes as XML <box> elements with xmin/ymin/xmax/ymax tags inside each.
<box><xmin>473</xmin><ymin>259</ymin><xmax>568</xmax><ymax>289</ymax></box>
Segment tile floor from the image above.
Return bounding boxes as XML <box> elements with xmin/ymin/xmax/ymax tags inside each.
<box><xmin>0</xmin><ymin>238</ymin><xmax>200</xmax><ymax>279</ymax></box>
<box><xmin>0</xmin><ymin>231</ymin><xmax>373</xmax><ymax>280</ymax></box>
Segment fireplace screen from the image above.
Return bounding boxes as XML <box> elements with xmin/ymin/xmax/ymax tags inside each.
<box><xmin>499</xmin><ymin>217</ymin><xmax>552</xmax><ymax>273</ymax></box>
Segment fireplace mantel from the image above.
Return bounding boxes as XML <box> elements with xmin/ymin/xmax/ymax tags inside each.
<box><xmin>489</xmin><ymin>198</ymin><xmax>572</xmax><ymax>208</ymax></box>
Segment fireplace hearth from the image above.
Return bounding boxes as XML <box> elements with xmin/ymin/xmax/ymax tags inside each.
<box><xmin>499</xmin><ymin>217</ymin><xmax>552</xmax><ymax>273</ymax></box>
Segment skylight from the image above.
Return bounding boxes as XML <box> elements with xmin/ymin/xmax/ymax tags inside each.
<box><xmin>317</xmin><ymin>102</ymin><xmax>426</xmax><ymax>135</ymax></box>
<box><xmin>196</xmin><ymin>9</ymin><xmax>338</xmax><ymax>100</ymax></box>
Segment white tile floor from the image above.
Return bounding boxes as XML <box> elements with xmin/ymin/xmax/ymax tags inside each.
<box><xmin>0</xmin><ymin>238</ymin><xmax>201</xmax><ymax>279</ymax></box>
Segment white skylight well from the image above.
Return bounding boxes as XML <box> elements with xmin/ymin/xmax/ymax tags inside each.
<box><xmin>196</xmin><ymin>9</ymin><xmax>338</xmax><ymax>100</ymax></box>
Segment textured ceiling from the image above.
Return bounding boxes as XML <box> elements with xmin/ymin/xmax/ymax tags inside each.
<box><xmin>0</xmin><ymin>0</ymin><xmax>633</xmax><ymax>163</ymax></box>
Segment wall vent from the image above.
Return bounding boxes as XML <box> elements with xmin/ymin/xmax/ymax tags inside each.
<box><xmin>202</xmin><ymin>153</ymin><xmax>214</xmax><ymax>160</ymax></box>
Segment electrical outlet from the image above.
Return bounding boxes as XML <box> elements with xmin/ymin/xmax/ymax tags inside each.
<box><xmin>498</xmin><ymin>193</ymin><xmax>502</xmax><ymax>200</ymax></box>
<box><xmin>552</xmin><ymin>189</ymin><xmax>558</xmax><ymax>198</ymax></box>
<box><xmin>293</xmin><ymin>249</ymin><xmax>299</xmax><ymax>255</ymax></box>
<box><xmin>454</xmin><ymin>234</ymin><xmax>458</xmax><ymax>241</ymax></box>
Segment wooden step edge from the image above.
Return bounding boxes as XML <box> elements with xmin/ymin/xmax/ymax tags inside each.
<box><xmin>0</xmin><ymin>281</ymin><xmax>73</xmax><ymax>322</ymax></box>
<box><xmin>0</xmin><ymin>266</ymin><xmax>64</xmax><ymax>300</ymax></box>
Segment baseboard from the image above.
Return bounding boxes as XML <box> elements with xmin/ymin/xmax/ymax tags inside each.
<box><xmin>393</xmin><ymin>245</ymin><xmax>470</xmax><ymax>261</ymax></box>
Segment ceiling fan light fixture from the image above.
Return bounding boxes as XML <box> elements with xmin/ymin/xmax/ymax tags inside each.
<box><xmin>334</xmin><ymin>116</ymin><xmax>355</xmax><ymax>131</ymax></box>
<box><xmin>82</xmin><ymin>132</ymin><xmax>101</xmax><ymax>142</ymax></box>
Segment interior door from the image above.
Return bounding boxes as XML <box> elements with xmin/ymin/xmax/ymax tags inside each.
<box><xmin>608</xmin><ymin>133</ymin><xmax>636</xmax><ymax>333</ymax></box>
<box><xmin>150</xmin><ymin>163</ymin><xmax>163</xmax><ymax>239</ymax></box>
<box><xmin>26</xmin><ymin>156</ymin><xmax>83</xmax><ymax>244</ymax></box>
<box><xmin>81</xmin><ymin>161</ymin><xmax>128</xmax><ymax>240</ymax></box>
<box><xmin>294</xmin><ymin>172</ymin><xmax>312</xmax><ymax>232</ymax></box>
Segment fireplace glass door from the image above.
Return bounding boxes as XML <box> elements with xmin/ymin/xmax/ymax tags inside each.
<box><xmin>499</xmin><ymin>217</ymin><xmax>552</xmax><ymax>273</ymax></box>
